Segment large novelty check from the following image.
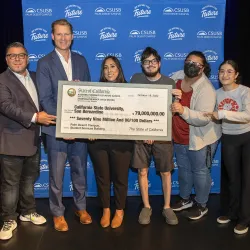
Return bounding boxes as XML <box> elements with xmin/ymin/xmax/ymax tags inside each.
<box><xmin>56</xmin><ymin>81</ymin><xmax>172</xmax><ymax>141</ymax></box>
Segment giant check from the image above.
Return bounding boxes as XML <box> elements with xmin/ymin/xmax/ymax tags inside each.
<box><xmin>56</xmin><ymin>81</ymin><xmax>172</xmax><ymax>141</ymax></box>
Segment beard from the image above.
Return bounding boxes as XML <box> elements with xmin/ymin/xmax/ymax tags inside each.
<box><xmin>142</xmin><ymin>67</ymin><xmax>160</xmax><ymax>77</ymax></box>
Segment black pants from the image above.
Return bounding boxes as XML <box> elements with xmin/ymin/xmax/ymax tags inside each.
<box><xmin>0</xmin><ymin>151</ymin><xmax>40</xmax><ymax>221</ymax></box>
<box><xmin>221</xmin><ymin>131</ymin><xmax>250</xmax><ymax>225</ymax></box>
<box><xmin>88</xmin><ymin>140</ymin><xmax>133</xmax><ymax>209</ymax></box>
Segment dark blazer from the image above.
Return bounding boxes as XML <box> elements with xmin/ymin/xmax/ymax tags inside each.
<box><xmin>36</xmin><ymin>50</ymin><xmax>91</xmax><ymax>136</ymax></box>
<box><xmin>0</xmin><ymin>69</ymin><xmax>40</xmax><ymax>156</ymax></box>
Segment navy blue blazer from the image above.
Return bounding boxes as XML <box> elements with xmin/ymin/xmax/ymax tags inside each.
<box><xmin>36</xmin><ymin>50</ymin><xmax>91</xmax><ymax>136</ymax></box>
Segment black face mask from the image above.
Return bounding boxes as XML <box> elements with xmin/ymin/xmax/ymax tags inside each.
<box><xmin>184</xmin><ymin>63</ymin><xmax>201</xmax><ymax>78</ymax></box>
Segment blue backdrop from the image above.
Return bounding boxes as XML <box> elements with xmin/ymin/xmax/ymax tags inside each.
<box><xmin>22</xmin><ymin>0</ymin><xmax>226</xmax><ymax>197</ymax></box>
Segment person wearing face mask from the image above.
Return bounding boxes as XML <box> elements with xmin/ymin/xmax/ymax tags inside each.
<box><xmin>205</xmin><ymin>60</ymin><xmax>250</xmax><ymax>235</ymax></box>
<box><xmin>87</xmin><ymin>56</ymin><xmax>134</xmax><ymax>229</ymax></box>
<box><xmin>171</xmin><ymin>51</ymin><xmax>221</xmax><ymax>220</ymax></box>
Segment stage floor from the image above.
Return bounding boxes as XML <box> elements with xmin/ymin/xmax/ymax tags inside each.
<box><xmin>0</xmin><ymin>194</ymin><xmax>249</xmax><ymax>250</ymax></box>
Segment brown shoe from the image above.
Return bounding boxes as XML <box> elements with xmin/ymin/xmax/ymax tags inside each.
<box><xmin>100</xmin><ymin>208</ymin><xmax>111</xmax><ymax>228</ymax></box>
<box><xmin>53</xmin><ymin>216</ymin><xmax>68</xmax><ymax>232</ymax></box>
<box><xmin>111</xmin><ymin>210</ymin><xmax>124</xmax><ymax>229</ymax></box>
<box><xmin>75</xmin><ymin>210</ymin><xmax>92</xmax><ymax>225</ymax></box>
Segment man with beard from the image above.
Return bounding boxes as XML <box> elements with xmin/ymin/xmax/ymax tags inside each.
<box><xmin>130</xmin><ymin>47</ymin><xmax>179</xmax><ymax>226</ymax></box>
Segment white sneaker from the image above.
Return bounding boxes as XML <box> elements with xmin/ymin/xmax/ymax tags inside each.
<box><xmin>19</xmin><ymin>212</ymin><xmax>46</xmax><ymax>225</ymax></box>
<box><xmin>0</xmin><ymin>220</ymin><xmax>17</xmax><ymax>240</ymax></box>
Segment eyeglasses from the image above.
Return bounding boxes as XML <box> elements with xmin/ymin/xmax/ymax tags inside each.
<box><xmin>185</xmin><ymin>60</ymin><xmax>204</xmax><ymax>68</ymax></box>
<box><xmin>6</xmin><ymin>53</ymin><xmax>27</xmax><ymax>60</ymax></box>
<box><xmin>218</xmin><ymin>70</ymin><xmax>235</xmax><ymax>75</ymax></box>
<box><xmin>142</xmin><ymin>58</ymin><xmax>159</xmax><ymax>65</ymax></box>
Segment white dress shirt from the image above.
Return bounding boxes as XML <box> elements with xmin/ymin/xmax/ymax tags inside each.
<box><xmin>55</xmin><ymin>49</ymin><xmax>72</xmax><ymax>81</ymax></box>
<box><xmin>13</xmin><ymin>69</ymin><xmax>39</xmax><ymax>123</ymax></box>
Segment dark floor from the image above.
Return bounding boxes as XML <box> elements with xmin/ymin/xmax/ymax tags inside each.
<box><xmin>0</xmin><ymin>194</ymin><xmax>249</xmax><ymax>250</ymax></box>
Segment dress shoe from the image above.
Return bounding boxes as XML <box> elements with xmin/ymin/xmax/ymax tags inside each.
<box><xmin>53</xmin><ymin>216</ymin><xmax>68</xmax><ymax>232</ymax></box>
<box><xmin>100</xmin><ymin>208</ymin><xmax>111</xmax><ymax>228</ymax></box>
<box><xmin>75</xmin><ymin>210</ymin><xmax>92</xmax><ymax>224</ymax></box>
<box><xmin>111</xmin><ymin>210</ymin><xmax>124</xmax><ymax>229</ymax></box>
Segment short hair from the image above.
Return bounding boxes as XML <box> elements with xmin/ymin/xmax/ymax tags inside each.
<box><xmin>6</xmin><ymin>42</ymin><xmax>28</xmax><ymax>55</ymax></box>
<box><xmin>185</xmin><ymin>51</ymin><xmax>211</xmax><ymax>78</ymax></box>
<box><xmin>141</xmin><ymin>47</ymin><xmax>161</xmax><ymax>63</ymax></box>
<box><xmin>99</xmin><ymin>56</ymin><xmax>126</xmax><ymax>83</ymax></box>
<box><xmin>51</xmin><ymin>19</ymin><xmax>73</xmax><ymax>34</ymax></box>
<box><xmin>219</xmin><ymin>59</ymin><xmax>241</xmax><ymax>84</ymax></box>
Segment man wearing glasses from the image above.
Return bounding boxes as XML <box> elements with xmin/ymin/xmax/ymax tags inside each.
<box><xmin>130</xmin><ymin>47</ymin><xmax>179</xmax><ymax>226</ymax></box>
<box><xmin>0</xmin><ymin>42</ymin><xmax>56</xmax><ymax>240</ymax></box>
<box><xmin>36</xmin><ymin>19</ymin><xmax>92</xmax><ymax>232</ymax></box>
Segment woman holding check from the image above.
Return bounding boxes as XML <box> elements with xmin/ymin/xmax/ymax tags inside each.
<box><xmin>88</xmin><ymin>56</ymin><xmax>134</xmax><ymax>229</ymax></box>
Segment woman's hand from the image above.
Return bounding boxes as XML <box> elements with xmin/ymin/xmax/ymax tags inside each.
<box><xmin>143</xmin><ymin>140</ymin><xmax>154</xmax><ymax>145</ymax></box>
<box><xmin>172</xmin><ymin>89</ymin><xmax>182</xmax><ymax>101</ymax></box>
<box><xmin>203</xmin><ymin>112</ymin><xmax>219</xmax><ymax>120</ymax></box>
<box><xmin>171</xmin><ymin>102</ymin><xmax>184</xmax><ymax>115</ymax></box>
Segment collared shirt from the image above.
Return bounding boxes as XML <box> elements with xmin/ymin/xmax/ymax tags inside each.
<box><xmin>55</xmin><ymin>48</ymin><xmax>72</xmax><ymax>81</ymax></box>
<box><xmin>12</xmin><ymin>69</ymin><xmax>39</xmax><ymax>123</ymax></box>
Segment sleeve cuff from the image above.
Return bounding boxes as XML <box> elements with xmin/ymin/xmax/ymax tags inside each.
<box><xmin>218</xmin><ymin>110</ymin><xmax>225</xmax><ymax>120</ymax></box>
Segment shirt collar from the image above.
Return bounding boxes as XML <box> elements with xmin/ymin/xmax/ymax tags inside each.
<box><xmin>55</xmin><ymin>48</ymin><xmax>71</xmax><ymax>61</ymax></box>
<box><xmin>10</xmin><ymin>68</ymin><xmax>29</xmax><ymax>80</ymax></box>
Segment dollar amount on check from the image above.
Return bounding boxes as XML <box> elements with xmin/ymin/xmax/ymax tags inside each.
<box><xmin>56</xmin><ymin>82</ymin><xmax>172</xmax><ymax>141</ymax></box>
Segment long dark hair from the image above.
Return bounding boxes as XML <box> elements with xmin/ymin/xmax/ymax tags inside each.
<box><xmin>99</xmin><ymin>56</ymin><xmax>126</xmax><ymax>83</ymax></box>
<box><xmin>185</xmin><ymin>51</ymin><xmax>211</xmax><ymax>78</ymax></box>
<box><xmin>219</xmin><ymin>59</ymin><xmax>241</xmax><ymax>84</ymax></box>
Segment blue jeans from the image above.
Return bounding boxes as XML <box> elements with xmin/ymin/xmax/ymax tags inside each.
<box><xmin>174</xmin><ymin>141</ymin><xmax>218</xmax><ymax>206</ymax></box>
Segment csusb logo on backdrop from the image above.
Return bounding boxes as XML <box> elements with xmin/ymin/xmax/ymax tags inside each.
<box><xmin>31</xmin><ymin>28</ymin><xmax>48</xmax><ymax>42</ymax></box>
<box><xmin>34</xmin><ymin>182</ymin><xmax>49</xmax><ymax>191</ymax></box>
<box><xmin>197</xmin><ymin>30</ymin><xmax>222</xmax><ymax>39</ymax></box>
<box><xmin>29</xmin><ymin>53</ymin><xmax>45</xmax><ymax>62</ymax></box>
<box><xmin>95</xmin><ymin>7</ymin><xmax>122</xmax><ymax>16</ymax></box>
<box><xmin>95</xmin><ymin>53</ymin><xmax>122</xmax><ymax>61</ymax></box>
<box><xmin>73</xmin><ymin>30</ymin><xmax>88</xmax><ymax>39</ymax></box>
<box><xmin>134</xmin><ymin>4</ymin><xmax>151</xmax><ymax>18</ymax></box>
<box><xmin>65</xmin><ymin>5</ymin><xmax>83</xmax><ymax>18</ymax></box>
<box><xmin>168</xmin><ymin>27</ymin><xmax>185</xmax><ymax>41</ymax></box>
<box><xmin>99</xmin><ymin>27</ymin><xmax>117</xmax><ymax>41</ymax></box>
<box><xmin>163</xmin><ymin>7</ymin><xmax>189</xmax><ymax>16</ymax></box>
<box><xmin>129</xmin><ymin>30</ymin><xmax>156</xmax><ymax>38</ymax></box>
<box><xmin>134</xmin><ymin>49</ymin><xmax>143</xmax><ymax>63</ymax></box>
<box><xmin>209</xmin><ymin>74</ymin><xmax>219</xmax><ymax>83</ymax></box>
<box><xmin>134</xmin><ymin>180</ymin><xmax>151</xmax><ymax>191</ymax></box>
<box><xmin>164</xmin><ymin>52</ymin><xmax>188</xmax><ymax>60</ymax></box>
<box><xmin>201</xmin><ymin>5</ymin><xmax>218</xmax><ymax>19</ymax></box>
<box><xmin>25</xmin><ymin>8</ymin><xmax>52</xmax><ymax>16</ymax></box>
<box><xmin>203</xmin><ymin>50</ymin><xmax>219</xmax><ymax>63</ymax></box>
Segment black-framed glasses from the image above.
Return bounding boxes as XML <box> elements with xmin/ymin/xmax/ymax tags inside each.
<box><xmin>6</xmin><ymin>53</ymin><xmax>27</xmax><ymax>60</ymax></box>
<box><xmin>142</xmin><ymin>58</ymin><xmax>159</xmax><ymax>65</ymax></box>
<box><xmin>185</xmin><ymin>59</ymin><xmax>204</xmax><ymax>68</ymax></box>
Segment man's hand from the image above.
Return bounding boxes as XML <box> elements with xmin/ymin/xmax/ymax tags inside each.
<box><xmin>171</xmin><ymin>102</ymin><xmax>184</xmax><ymax>115</ymax></box>
<box><xmin>37</xmin><ymin>111</ymin><xmax>56</xmax><ymax>125</ymax></box>
<box><xmin>143</xmin><ymin>140</ymin><xmax>154</xmax><ymax>145</ymax></box>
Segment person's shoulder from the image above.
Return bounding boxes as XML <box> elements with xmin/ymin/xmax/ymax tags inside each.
<box><xmin>37</xmin><ymin>51</ymin><xmax>53</xmax><ymax>64</ymax></box>
<box><xmin>160</xmin><ymin>74</ymin><xmax>175</xmax><ymax>85</ymax></box>
<box><xmin>130</xmin><ymin>73</ymin><xmax>144</xmax><ymax>83</ymax></box>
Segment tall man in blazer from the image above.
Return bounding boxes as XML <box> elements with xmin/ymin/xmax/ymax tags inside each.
<box><xmin>0</xmin><ymin>42</ymin><xmax>56</xmax><ymax>240</ymax></box>
<box><xmin>36</xmin><ymin>19</ymin><xmax>92</xmax><ymax>232</ymax></box>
